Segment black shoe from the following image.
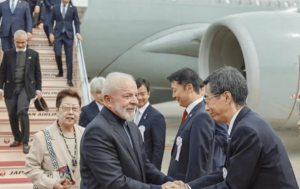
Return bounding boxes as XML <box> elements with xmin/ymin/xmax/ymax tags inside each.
<box><xmin>67</xmin><ymin>80</ymin><xmax>74</xmax><ymax>87</ymax></box>
<box><xmin>10</xmin><ymin>141</ymin><xmax>22</xmax><ymax>147</ymax></box>
<box><xmin>55</xmin><ymin>73</ymin><xmax>63</xmax><ymax>77</ymax></box>
<box><xmin>23</xmin><ymin>144</ymin><xmax>30</xmax><ymax>154</ymax></box>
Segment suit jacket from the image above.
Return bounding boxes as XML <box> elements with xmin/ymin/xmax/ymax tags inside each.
<box><xmin>79</xmin><ymin>100</ymin><xmax>100</xmax><ymax>128</ymax></box>
<box><xmin>0</xmin><ymin>0</ymin><xmax>32</xmax><ymax>37</ymax></box>
<box><xmin>25</xmin><ymin>121</ymin><xmax>85</xmax><ymax>189</ymax></box>
<box><xmin>0</xmin><ymin>48</ymin><xmax>41</xmax><ymax>99</ymax></box>
<box><xmin>188</xmin><ymin>107</ymin><xmax>299</xmax><ymax>189</ymax></box>
<box><xmin>80</xmin><ymin>106</ymin><xmax>173</xmax><ymax>189</ymax></box>
<box><xmin>137</xmin><ymin>104</ymin><xmax>166</xmax><ymax>170</ymax></box>
<box><xmin>48</xmin><ymin>3</ymin><xmax>80</xmax><ymax>40</ymax></box>
<box><xmin>43</xmin><ymin>0</ymin><xmax>60</xmax><ymax>11</ymax></box>
<box><xmin>167</xmin><ymin>101</ymin><xmax>215</xmax><ymax>182</ymax></box>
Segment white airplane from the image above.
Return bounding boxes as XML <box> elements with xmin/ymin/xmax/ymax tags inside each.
<box><xmin>80</xmin><ymin>0</ymin><xmax>300</xmax><ymax>128</ymax></box>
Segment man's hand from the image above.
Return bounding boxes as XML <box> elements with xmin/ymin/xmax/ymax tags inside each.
<box><xmin>174</xmin><ymin>181</ymin><xmax>189</xmax><ymax>189</ymax></box>
<box><xmin>49</xmin><ymin>34</ymin><xmax>55</xmax><ymax>44</ymax></box>
<box><xmin>76</xmin><ymin>34</ymin><xmax>82</xmax><ymax>41</ymax></box>
<box><xmin>53</xmin><ymin>179</ymin><xmax>72</xmax><ymax>189</ymax></box>
<box><xmin>34</xmin><ymin>6</ymin><xmax>40</xmax><ymax>14</ymax></box>
<box><xmin>0</xmin><ymin>91</ymin><xmax>3</xmax><ymax>100</ymax></box>
<box><xmin>27</xmin><ymin>32</ymin><xmax>32</xmax><ymax>40</ymax></box>
<box><xmin>35</xmin><ymin>92</ymin><xmax>42</xmax><ymax>100</ymax></box>
<box><xmin>162</xmin><ymin>181</ymin><xmax>180</xmax><ymax>189</ymax></box>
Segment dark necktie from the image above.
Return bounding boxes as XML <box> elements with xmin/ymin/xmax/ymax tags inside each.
<box><xmin>11</xmin><ymin>0</ymin><xmax>15</xmax><ymax>13</ymax></box>
<box><xmin>123</xmin><ymin>121</ymin><xmax>133</xmax><ymax>148</ymax></box>
<box><xmin>181</xmin><ymin>110</ymin><xmax>187</xmax><ymax>125</ymax></box>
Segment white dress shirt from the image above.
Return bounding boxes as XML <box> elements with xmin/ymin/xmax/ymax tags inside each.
<box><xmin>135</xmin><ymin>102</ymin><xmax>150</xmax><ymax>125</ymax></box>
<box><xmin>95</xmin><ymin>101</ymin><xmax>104</xmax><ymax>111</ymax></box>
<box><xmin>60</xmin><ymin>3</ymin><xmax>69</xmax><ymax>15</ymax></box>
<box><xmin>228</xmin><ymin>106</ymin><xmax>244</xmax><ymax>136</ymax></box>
<box><xmin>186</xmin><ymin>97</ymin><xmax>203</xmax><ymax>115</ymax></box>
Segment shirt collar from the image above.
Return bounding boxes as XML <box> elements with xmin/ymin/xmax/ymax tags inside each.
<box><xmin>228</xmin><ymin>106</ymin><xmax>245</xmax><ymax>135</ymax></box>
<box><xmin>137</xmin><ymin>101</ymin><xmax>150</xmax><ymax>115</ymax></box>
<box><xmin>95</xmin><ymin>101</ymin><xmax>104</xmax><ymax>111</ymax></box>
<box><xmin>186</xmin><ymin>97</ymin><xmax>203</xmax><ymax>114</ymax></box>
<box><xmin>16</xmin><ymin>47</ymin><xmax>26</xmax><ymax>52</ymax></box>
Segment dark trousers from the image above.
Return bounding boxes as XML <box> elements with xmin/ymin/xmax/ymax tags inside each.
<box><xmin>54</xmin><ymin>32</ymin><xmax>73</xmax><ymax>80</ymax></box>
<box><xmin>1</xmin><ymin>35</ymin><xmax>15</xmax><ymax>51</ymax></box>
<box><xmin>4</xmin><ymin>84</ymin><xmax>30</xmax><ymax>144</ymax></box>
<box><xmin>43</xmin><ymin>9</ymin><xmax>51</xmax><ymax>43</ymax></box>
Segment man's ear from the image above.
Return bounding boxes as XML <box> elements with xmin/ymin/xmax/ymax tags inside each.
<box><xmin>186</xmin><ymin>83</ymin><xmax>193</xmax><ymax>92</ymax></box>
<box><xmin>223</xmin><ymin>91</ymin><xmax>232</xmax><ymax>104</ymax></box>
<box><xmin>103</xmin><ymin>95</ymin><xmax>112</xmax><ymax>108</ymax></box>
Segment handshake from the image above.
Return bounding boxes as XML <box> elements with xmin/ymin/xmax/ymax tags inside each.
<box><xmin>162</xmin><ymin>181</ymin><xmax>190</xmax><ymax>189</ymax></box>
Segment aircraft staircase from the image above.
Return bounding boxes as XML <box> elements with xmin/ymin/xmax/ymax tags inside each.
<box><xmin>0</xmin><ymin>26</ymin><xmax>88</xmax><ymax>188</ymax></box>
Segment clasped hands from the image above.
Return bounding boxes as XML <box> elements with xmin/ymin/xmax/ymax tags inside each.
<box><xmin>162</xmin><ymin>181</ymin><xmax>189</xmax><ymax>189</ymax></box>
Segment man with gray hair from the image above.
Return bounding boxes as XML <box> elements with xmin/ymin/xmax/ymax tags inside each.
<box><xmin>0</xmin><ymin>30</ymin><xmax>41</xmax><ymax>154</ymax></box>
<box><xmin>80</xmin><ymin>72</ymin><xmax>174</xmax><ymax>189</ymax></box>
<box><xmin>79</xmin><ymin>76</ymin><xmax>106</xmax><ymax>127</ymax></box>
<box><xmin>166</xmin><ymin>66</ymin><xmax>298</xmax><ymax>189</ymax></box>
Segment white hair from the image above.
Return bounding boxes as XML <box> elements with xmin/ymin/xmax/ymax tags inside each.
<box><xmin>102</xmin><ymin>72</ymin><xmax>135</xmax><ymax>96</ymax></box>
<box><xmin>90</xmin><ymin>77</ymin><xmax>106</xmax><ymax>93</ymax></box>
<box><xmin>14</xmin><ymin>30</ymin><xmax>28</xmax><ymax>40</ymax></box>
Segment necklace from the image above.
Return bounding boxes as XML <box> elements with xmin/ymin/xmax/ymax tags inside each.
<box><xmin>57</xmin><ymin>122</ymin><xmax>78</xmax><ymax>166</ymax></box>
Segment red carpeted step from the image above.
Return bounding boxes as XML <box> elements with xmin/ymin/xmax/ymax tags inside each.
<box><xmin>0</xmin><ymin>178</ymin><xmax>31</xmax><ymax>183</ymax></box>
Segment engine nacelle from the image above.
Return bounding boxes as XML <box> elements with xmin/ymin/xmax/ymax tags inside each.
<box><xmin>198</xmin><ymin>11</ymin><xmax>300</xmax><ymax>127</ymax></box>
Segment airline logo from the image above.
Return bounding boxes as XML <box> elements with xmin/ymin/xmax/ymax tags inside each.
<box><xmin>3</xmin><ymin>138</ymin><xmax>10</xmax><ymax>144</ymax></box>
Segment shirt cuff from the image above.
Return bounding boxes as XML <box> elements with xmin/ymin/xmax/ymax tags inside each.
<box><xmin>35</xmin><ymin>5</ymin><xmax>40</xmax><ymax>7</ymax></box>
<box><xmin>0</xmin><ymin>89</ymin><xmax>3</xmax><ymax>92</ymax></box>
<box><xmin>186</xmin><ymin>184</ymin><xmax>191</xmax><ymax>189</ymax></box>
<box><xmin>76</xmin><ymin>33</ymin><xmax>81</xmax><ymax>36</ymax></box>
<box><xmin>36</xmin><ymin>90</ymin><xmax>41</xmax><ymax>93</ymax></box>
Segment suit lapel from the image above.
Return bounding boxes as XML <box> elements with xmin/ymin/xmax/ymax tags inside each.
<box><xmin>113</xmin><ymin>123</ymin><xmax>140</xmax><ymax>169</ymax></box>
<box><xmin>171</xmin><ymin>101</ymin><xmax>204</xmax><ymax>155</ymax></box>
<box><xmin>225</xmin><ymin>106</ymin><xmax>250</xmax><ymax>168</ymax></box>
<box><xmin>91</xmin><ymin>101</ymin><xmax>100</xmax><ymax>117</ymax></box>
<box><xmin>127</xmin><ymin>122</ymin><xmax>146</xmax><ymax>182</ymax></box>
<box><xmin>25</xmin><ymin>50</ymin><xmax>31</xmax><ymax>75</ymax></box>
<box><xmin>138</xmin><ymin>105</ymin><xmax>151</xmax><ymax>126</ymax></box>
<box><xmin>10</xmin><ymin>50</ymin><xmax>16</xmax><ymax>80</ymax></box>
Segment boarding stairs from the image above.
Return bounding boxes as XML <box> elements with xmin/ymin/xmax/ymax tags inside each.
<box><xmin>0</xmin><ymin>1</ymin><xmax>89</xmax><ymax>187</ymax></box>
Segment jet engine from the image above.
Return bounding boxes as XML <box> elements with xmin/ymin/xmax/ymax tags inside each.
<box><xmin>198</xmin><ymin>11</ymin><xmax>300</xmax><ymax>127</ymax></box>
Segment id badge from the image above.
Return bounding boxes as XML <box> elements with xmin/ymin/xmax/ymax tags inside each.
<box><xmin>52</xmin><ymin>171</ymin><xmax>61</xmax><ymax>181</ymax></box>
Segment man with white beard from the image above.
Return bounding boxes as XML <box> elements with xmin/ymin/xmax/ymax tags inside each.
<box><xmin>80</xmin><ymin>72</ymin><xmax>174</xmax><ymax>189</ymax></box>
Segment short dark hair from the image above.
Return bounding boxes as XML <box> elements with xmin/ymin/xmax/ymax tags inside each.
<box><xmin>167</xmin><ymin>67</ymin><xmax>203</xmax><ymax>94</ymax></box>
<box><xmin>56</xmin><ymin>89</ymin><xmax>82</xmax><ymax>108</ymax></box>
<box><xmin>203</xmin><ymin>66</ymin><xmax>248</xmax><ymax>105</ymax></box>
<box><xmin>136</xmin><ymin>78</ymin><xmax>150</xmax><ymax>92</ymax></box>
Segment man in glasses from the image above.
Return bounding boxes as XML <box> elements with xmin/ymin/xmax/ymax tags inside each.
<box><xmin>166</xmin><ymin>67</ymin><xmax>215</xmax><ymax>182</ymax></box>
<box><xmin>166</xmin><ymin>66</ymin><xmax>298</xmax><ymax>189</ymax></box>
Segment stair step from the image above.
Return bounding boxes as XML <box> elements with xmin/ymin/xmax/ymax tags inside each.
<box><xmin>0</xmin><ymin>161</ymin><xmax>27</xmax><ymax>179</ymax></box>
<box><xmin>0</xmin><ymin>146</ymin><xmax>27</xmax><ymax>161</ymax></box>
<box><xmin>0</xmin><ymin>121</ymin><xmax>54</xmax><ymax>133</ymax></box>
<box><xmin>0</xmin><ymin>183</ymin><xmax>33</xmax><ymax>189</ymax></box>
<box><xmin>0</xmin><ymin>133</ymin><xmax>36</xmax><ymax>147</ymax></box>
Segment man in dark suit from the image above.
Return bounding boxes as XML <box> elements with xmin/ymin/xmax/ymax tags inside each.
<box><xmin>43</xmin><ymin>0</ymin><xmax>60</xmax><ymax>44</ymax></box>
<box><xmin>79</xmin><ymin>77</ymin><xmax>106</xmax><ymax>127</ymax></box>
<box><xmin>167</xmin><ymin>68</ymin><xmax>215</xmax><ymax>182</ymax></box>
<box><xmin>0</xmin><ymin>30</ymin><xmax>42</xmax><ymax>154</ymax></box>
<box><xmin>167</xmin><ymin>66</ymin><xmax>298</xmax><ymax>189</ymax></box>
<box><xmin>0</xmin><ymin>0</ymin><xmax>33</xmax><ymax>50</ymax></box>
<box><xmin>134</xmin><ymin>78</ymin><xmax>166</xmax><ymax>170</ymax></box>
<box><xmin>49</xmin><ymin>0</ymin><xmax>82</xmax><ymax>87</ymax></box>
<box><xmin>80</xmin><ymin>72</ymin><xmax>174</xmax><ymax>189</ymax></box>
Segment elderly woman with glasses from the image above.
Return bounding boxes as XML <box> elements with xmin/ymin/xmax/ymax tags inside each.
<box><xmin>25</xmin><ymin>89</ymin><xmax>84</xmax><ymax>189</ymax></box>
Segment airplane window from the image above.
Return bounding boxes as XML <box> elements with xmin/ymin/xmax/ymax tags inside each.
<box><xmin>256</xmin><ymin>0</ymin><xmax>261</xmax><ymax>5</ymax></box>
<box><xmin>284</xmin><ymin>1</ymin><xmax>290</xmax><ymax>7</ymax></box>
<box><xmin>226</xmin><ymin>0</ymin><xmax>231</xmax><ymax>4</ymax></box>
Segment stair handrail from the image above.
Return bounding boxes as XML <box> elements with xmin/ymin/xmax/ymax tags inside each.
<box><xmin>73</xmin><ymin>29</ymin><xmax>91</xmax><ymax>105</ymax></box>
